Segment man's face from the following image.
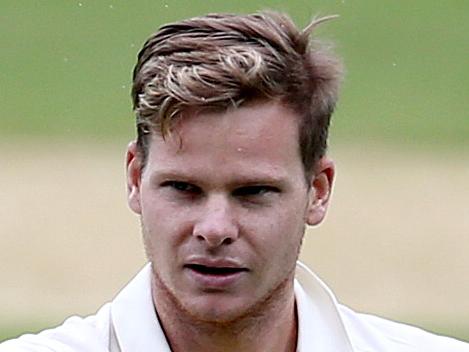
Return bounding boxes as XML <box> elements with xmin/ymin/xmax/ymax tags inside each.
<box><xmin>126</xmin><ymin>101</ymin><xmax>334</xmax><ymax>323</ymax></box>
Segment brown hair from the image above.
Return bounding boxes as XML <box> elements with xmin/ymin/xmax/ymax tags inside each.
<box><xmin>131</xmin><ymin>11</ymin><xmax>343</xmax><ymax>176</ymax></box>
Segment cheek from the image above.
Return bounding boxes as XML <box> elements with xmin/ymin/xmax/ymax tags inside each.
<box><xmin>246</xmin><ymin>208</ymin><xmax>305</xmax><ymax>258</ymax></box>
<box><xmin>275</xmin><ymin>204</ymin><xmax>307</xmax><ymax>253</ymax></box>
<box><xmin>141</xmin><ymin>214</ymin><xmax>185</xmax><ymax>284</ymax></box>
<box><xmin>140</xmin><ymin>195</ymin><xmax>195</xmax><ymax>253</ymax></box>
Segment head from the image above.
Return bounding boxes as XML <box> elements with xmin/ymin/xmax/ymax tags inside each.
<box><xmin>131</xmin><ymin>11</ymin><xmax>342</xmax><ymax>179</ymax></box>
<box><xmin>126</xmin><ymin>11</ymin><xmax>342</xmax><ymax>327</ymax></box>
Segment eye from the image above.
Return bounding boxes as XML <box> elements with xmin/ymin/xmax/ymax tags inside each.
<box><xmin>161</xmin><ymin>181</ymin><xmax>201</xmax><ymax>195</ymax></box>
<box><xmin>232</xmin><ymin>185</ymin><xmax>279</xmax><ymax>197</ymax></box>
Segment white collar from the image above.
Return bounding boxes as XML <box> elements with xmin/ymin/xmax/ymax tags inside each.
<box><xmin>295</xmin><ymin>261</ymin><xmax>354</xmax><ymax>351</ymax></box>
<box><xmin>111</xmin><ymin>262</ymin><xmax>355</xmax><ymax>352</ymax></box>
<box><xmin>111</xmin><ymin>264</ymin><xmax>171</xmax><ymax>352</ymax></box>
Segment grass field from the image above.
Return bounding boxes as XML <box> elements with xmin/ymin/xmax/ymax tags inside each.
<box><xmin>1</xmin><ymin>0</ymin><xmax>468</xmax><ymax>344</ymax></box>
<box><xmin>1</xmin><ymin>1</ymin><xmax>468</xmax><ymax>142</ymax></box>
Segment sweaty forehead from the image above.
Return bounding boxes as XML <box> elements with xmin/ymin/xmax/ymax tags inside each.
<box><xmin>170</xmin><ymin>101</ymin><xmax>300</xmax><ymax>155</ymax></box>
<box><xmin>144</xmin><ymin>101</ymin><xmax>305</xmax><ymax>183</ymax></box>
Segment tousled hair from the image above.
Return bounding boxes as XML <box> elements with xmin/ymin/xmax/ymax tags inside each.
<box><xmin>132</xmin><ymin>11</ymin><xmax>343</xmax><ymax>176</ymax></box>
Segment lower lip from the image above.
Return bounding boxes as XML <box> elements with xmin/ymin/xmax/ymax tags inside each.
<box><xmin>185</xmin><ymin>268</ymin><xmax>246</xmax><ymax>289</ymax></box>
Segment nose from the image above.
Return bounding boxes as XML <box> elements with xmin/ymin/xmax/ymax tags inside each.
<box><xmin>193</xmin><ymin>195</ymin><xmax>239</xmax><ymax>248</ymax></box>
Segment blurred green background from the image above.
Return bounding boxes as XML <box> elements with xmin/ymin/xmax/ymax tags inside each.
<box><xmin>2</xmin><ymin>0</ymin><xmax>468</xmax><ymax>145</ymax></box>
<box><xmin>1</xmin><ymin>0</ymin><xmax>468</xmax><ymax>343</ymax></box>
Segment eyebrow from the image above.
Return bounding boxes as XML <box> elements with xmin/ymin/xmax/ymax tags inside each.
<box><xmin>149</xmin><ymin>170</ymin><xmax>289</xmax><ymax>188</ymax></box>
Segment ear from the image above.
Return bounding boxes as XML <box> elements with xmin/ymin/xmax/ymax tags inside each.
<box><xmin>126</xmin><ymin>141</ymin><xmax>142</xmax><ymax>214</ymax></box>
<box><xmin>305</xmin><ymin>157</ymin><xmax>335</xmax><ymax>226</ymax></box>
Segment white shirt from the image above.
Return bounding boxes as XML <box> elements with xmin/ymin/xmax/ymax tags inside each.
<box><xmin>2</xmin><ymin>262</ymin><xmax>468</xmax><ymax>351</ymax></box>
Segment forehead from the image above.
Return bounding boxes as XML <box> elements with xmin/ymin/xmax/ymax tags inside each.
<box><xmin>145</xmin><ymin>101</ymin><xmax>304</xmax><ymax>180</ymax></box>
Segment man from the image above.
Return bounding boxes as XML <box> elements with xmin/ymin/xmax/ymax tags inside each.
<box><xmin>2</xmin><ymin>11</ymin><xmax>468</xmax><ymax>352</ymax></box>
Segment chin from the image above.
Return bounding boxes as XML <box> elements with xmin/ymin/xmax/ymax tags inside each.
<box><xmin>152</xmin><ymin>267</ymin><xmax>252</xmax><ymax>324</ymax></box>
<box><xmin>183</xmin><ymin>294</ymin><xmax>254</xmax><ymax>324</ymax></box>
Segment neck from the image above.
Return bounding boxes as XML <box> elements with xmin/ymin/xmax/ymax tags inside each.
<box><xmin>152</xmin><ymin>274</ymin><xmax>298</xmax><ymax>352</ymax></box>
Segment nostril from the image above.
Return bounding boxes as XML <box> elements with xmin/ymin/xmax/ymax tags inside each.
<box><xmin>195</xmin><ymin>233</ymin><xmax>234</xmax><ymax>246</ymax></box>
<box><xmin>192</xmin><ymin>215</ymin><xmax>239</xmax><ymax>247</ymax></box>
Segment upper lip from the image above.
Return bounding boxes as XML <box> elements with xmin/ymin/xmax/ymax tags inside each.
<box><xmin>184</xmin><ymin>256</ymin><xmax>248</xmax><ymax>270</ymax></box>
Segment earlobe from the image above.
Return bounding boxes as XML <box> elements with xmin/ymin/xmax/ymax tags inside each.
<box><xmin>305</xmin><ymin>157</ymin><xmax>335</xmax><ymax>226</ymax></box>
<box><xmin>126</xmin><ymin>141</ymin><xmax>142</xmax><ymax>215</ymax></box>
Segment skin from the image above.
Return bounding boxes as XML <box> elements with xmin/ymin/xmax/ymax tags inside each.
<box><xmin>126</xmin><ymin>100</ymin><xmax>334</xmax><ymax>352</ymax></box>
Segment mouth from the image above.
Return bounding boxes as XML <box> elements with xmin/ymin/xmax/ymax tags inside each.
<box><xmin>183</xmin><ymin>257</ymin><xmax>249</xmax><ymax>289</ymax></box>
<box><xmin>185</xmin><ymin>264</ymin><xmax>248</xmax><ymax>276</ymax></box>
